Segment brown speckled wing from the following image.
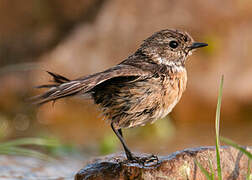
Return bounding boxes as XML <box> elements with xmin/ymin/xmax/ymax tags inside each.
<box><xmin>32</xmin><ymin>64</ymin><xmax>152</xmax><ymax>105</ymax></box>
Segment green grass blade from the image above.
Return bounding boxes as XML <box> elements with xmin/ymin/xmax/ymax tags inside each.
<box><xmin>208</xmin><ymin>158</ymin><xmax>215</xmax><ymax>180</ymax></box>
<box><xmin>194</xmin><ymin>160</ymin><xmax>213</xmax><ymax>180</ymax></box>
<box><xmin>247</xmin><ymin>159</ymin><xmax>251</xmax><ymax>180</ymax></box>
<box><xmin>216</xmin><ymin>138</ymin><xmax>222</xmax><ymax>180</ymax></box>
<box><xmin>0</xmin><ymin>138</ymin><xmax>60</xmax><ymax>147</ymax></box>
<box><xmin>0</xmin><ymin>146</ymin><xmax>54</xmax><ymax>161</ymax></box>
<box><xmin>215</xmin><ymin>75</ymin><xmax>224</xmax><ymax>180</ymax></box>
<box><xmin>220</xmin><ymin>137</ymin><xmax>252</xmax><ymax>159</ymax></box>
<box><xmin>215</xmin><ymin>75</ymin><xmax>223</xmax><ymax>142</ymax></box>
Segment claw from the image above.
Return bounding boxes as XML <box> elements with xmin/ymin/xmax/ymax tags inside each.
<box><xmin>127</xmin><ymin>154</ymin><xmax>159</xmax><ymax>166</ymax></box>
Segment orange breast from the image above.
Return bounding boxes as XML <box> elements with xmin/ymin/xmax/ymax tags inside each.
<box><xmin>160</xmin><ymin>69</ymin><xmax>187</xmax><ymax>119</ymax></box>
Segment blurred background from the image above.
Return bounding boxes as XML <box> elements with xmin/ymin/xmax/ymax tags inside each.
<box><xmin>0</xmin><ymin>0</ymin><xmax>251</xmax><ymax>159</ymax></box>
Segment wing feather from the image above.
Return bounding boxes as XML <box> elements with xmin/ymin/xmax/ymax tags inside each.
<box><xmin>32</xmin><ymin>64</ymin><xmax>151</xmax><ymax>105</ymax></box>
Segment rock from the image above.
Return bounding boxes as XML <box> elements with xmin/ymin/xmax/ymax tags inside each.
<box><xmin>75</xmin><ymin>146</ymin><xmax>252</xmax><ymax>180</ymax></box>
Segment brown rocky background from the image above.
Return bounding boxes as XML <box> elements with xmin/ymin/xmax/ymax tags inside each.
<box><xmin>0</xmin><ymin>0</ymin><xmax>251</xmax><ymax>173</ymax></box>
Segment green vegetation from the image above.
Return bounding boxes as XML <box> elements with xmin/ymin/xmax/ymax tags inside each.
<box><xmin>215</xmin><ymin>75</ymin><xmax>223</xmax><ymax>180</ymax></box>
<box><xmin>0</xmin><ymin>136</ymin><xmax>78</xmax><ymax>160</ymax></box>
<box><xmin>196</xmin><ymin>75</ymin><xmax>252</xmax><ymax>179</ymax></box>
<box><xmin>195</xmin><ymin>159</ymin><xmax>214</xmax><ymax>180</ymax></box>
<box><xmin>99</xmin><ymin>132</ymin><xmax>118</xmax><ymax>155</ymax></box>
<box><xmin>0</xmin><ymin>137</ymin><xmax>60</xmax><ymax>160</ymax></box>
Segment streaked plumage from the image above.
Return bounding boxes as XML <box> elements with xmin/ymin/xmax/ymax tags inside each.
<box><xmin>32</xmin><ymin>29</ymin><xmax>207</xmax><ymax>163</ymax></box>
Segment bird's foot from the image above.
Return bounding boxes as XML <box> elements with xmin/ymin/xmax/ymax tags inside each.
<box><xmin>127</xmin><ymin>154</ymin><xmax>159</xmax><ymax>166</ymax></box>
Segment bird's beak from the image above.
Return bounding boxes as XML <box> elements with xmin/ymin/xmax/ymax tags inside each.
<box><xmin>188</xmin><ymin>42</ymin><xmax>208</xmax><ymax>50</ymax></box>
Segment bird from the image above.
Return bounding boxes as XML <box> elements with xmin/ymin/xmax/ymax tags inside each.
<box><xmin>32</xmin><ymin>29</ymin><xmax>207</xmax><ymax>164</ymax></box>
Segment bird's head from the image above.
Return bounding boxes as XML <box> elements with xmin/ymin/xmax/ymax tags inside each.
<box><xmin>140</xmin><ymin>29</ymin><xmax>208</xmax><ymax>66</ymax></box>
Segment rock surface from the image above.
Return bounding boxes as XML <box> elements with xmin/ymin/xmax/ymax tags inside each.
<box><xmin>75</xmin><ymin>146</ymin><xmax>252</xmax><ymax>180</ymax></box>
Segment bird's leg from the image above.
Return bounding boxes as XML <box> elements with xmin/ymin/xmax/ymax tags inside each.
<box><xmin>111</xmin><ymin>122</ymin><xmax>159</xmax><ymax>165</ymax></box>
<box><xmin>111</xmin><ymin>123</ymin><xmax>134</xmax><ymax>160</ymax></box>
<box><xmin>118</xmin><ymin>128</ymin><xmax>123</xmax><ymax>138</ymax></box>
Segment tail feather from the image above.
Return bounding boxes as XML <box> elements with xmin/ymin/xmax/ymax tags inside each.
<box><xmin>46</xmin><ymin>71</ymin><xmax>70</xmax><ymax>84</ymax></box>
<box><xmin>35</xmin><ymin>84</ymin><xmax>58</xmax><ymax>89</ymax></box>
<box><xmin>31</xmin><ymin>72</ymin><xmax>83</xmax><ymax>105</ymax></box>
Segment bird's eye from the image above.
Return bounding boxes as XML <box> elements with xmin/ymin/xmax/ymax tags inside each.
<box><xmin>169</xmin><ymin>41</ymin><xmax>179</xmax><ymax>49</ymax></box>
